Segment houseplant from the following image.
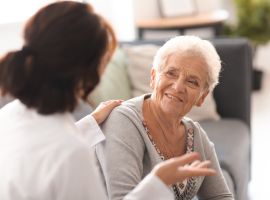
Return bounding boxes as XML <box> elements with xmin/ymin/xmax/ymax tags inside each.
<box><xmin>224</xmin><ymin>0</ymin><xmax>270</xmax><ymax>90</ymax></box>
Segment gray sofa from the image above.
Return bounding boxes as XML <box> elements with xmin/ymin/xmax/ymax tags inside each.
<box><xmin>199</xmin><ymin>38</ymin><xmax>252</xmax><ymax>200</ymax></box>
<box><xmin>121</xmin><ymin>38</ymin><xmax>252</xmax><ymax>200</ymax></box>
<box><xmin>0</xmin><ymin>38</ymin><xmax>252</xmax><ymax>200</ymax></box>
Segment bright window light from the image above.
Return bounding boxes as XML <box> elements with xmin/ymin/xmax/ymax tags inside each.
<box><xmin>0</xmin><ymin>0</ymin><xmax>83</xmax><ymax>24</ymax></box>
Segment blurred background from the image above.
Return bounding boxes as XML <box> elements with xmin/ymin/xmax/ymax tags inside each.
<box><xmin>0</xmin><ymin>0</ymin><xmax>269</xmax><ymax>199</ymax></box>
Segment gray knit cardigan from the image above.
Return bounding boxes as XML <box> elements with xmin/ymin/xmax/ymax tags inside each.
<box><xmin>96</xmin><ymin>94</ymin><xmax>233</xmax><ymax>200</ymax></box>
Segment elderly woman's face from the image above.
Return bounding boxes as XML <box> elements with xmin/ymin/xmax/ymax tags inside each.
<box><xmin>150</xmin><ymin>52</ymin><xmax>209</xmax><ymax>118</ymax></box>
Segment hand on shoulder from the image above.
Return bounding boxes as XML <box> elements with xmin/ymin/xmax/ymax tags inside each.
<box><xmin>91</xmin><ymin>100</ymin><xmax>123</xmax><ymax>124</ymax></box>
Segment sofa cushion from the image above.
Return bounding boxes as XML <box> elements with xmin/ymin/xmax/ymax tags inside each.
<box><xmin>88</xmin><ymin>48</ymin><xmax>132</xmax><ymax>107</ymax></box>
<box><xmin>123</xmin><ymin>44</ymin><xmax>155</xmax><ymax>97</ymax></box>
<box><xmin>122</xmin><ymin>44</ymin><xmax>220</xmax><ymax>121</ymax></box>
<box><xmin>200</xmin><ymin>119</ymin><xmax>250</xmax><ymax>200</ymax></box>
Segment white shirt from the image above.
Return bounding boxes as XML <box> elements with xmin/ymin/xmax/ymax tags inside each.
<box><xmin>0</xmin><ymin>100</ymin><xmax>173</xmax><ymax>200</ymax></box>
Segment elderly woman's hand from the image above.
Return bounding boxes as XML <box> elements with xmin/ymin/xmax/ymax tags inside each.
<box><xmin>152</xmin><ymin>152</ymin><xmax>216</xmax><ymax>186</ymax></box>
<box><xmin>91</xmin><ymin>100</ymin><xmax>123</xmax><ymax>124</ymax></box>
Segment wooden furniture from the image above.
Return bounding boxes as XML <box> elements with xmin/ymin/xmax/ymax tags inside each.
<box><xmin>136</xmin><ymin>10</ymin><xmax>229</xmax><ymax>39</ymax></box>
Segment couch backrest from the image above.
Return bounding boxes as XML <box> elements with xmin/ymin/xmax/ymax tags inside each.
<box><xmin>121</xmin><ymin>38</ymin><xmax>252</xmax><ymax>128</ymax></box>
<box><xmin>211</xmin><ymin>38</ymin><xmax>252</xmax><ymax>128</ymax></box>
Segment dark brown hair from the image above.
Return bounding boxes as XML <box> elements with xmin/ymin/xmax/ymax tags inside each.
<box><xmin>0</xmin><ymin>1</ymin><xmax>116</xmax><ymax>114</ymax></box>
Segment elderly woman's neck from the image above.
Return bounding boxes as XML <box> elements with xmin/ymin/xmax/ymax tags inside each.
<box><xmin>145</xmin><ymin>98</ymin><xmax>183</xmax><ymax>135</ymax></box>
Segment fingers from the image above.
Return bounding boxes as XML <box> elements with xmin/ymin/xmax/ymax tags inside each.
<box><xmin>152</xmin><ymin>153</ymin><xmax>216</xmax><ymax>186</ymax></box>
<box><xmin>101</xmin><ymin>99</ymin><xmax>123</xmax><ymax>106</ymax></box>
<box><xmin>168</xmin><ymin>153</ymin><xmax>213</xmax><ymax>171</ymax></box>
<box><xmin>96</xmin><ymin>99</ymin><xmax>123</xmax><ymax>112</ymax></box>
<box><xmin>190</xmin><ymin>160</ymin><xmax>201</xmax><ymax>167</ymax></box>
<box><xmin>170</xmin><ymin>153</ymin><xmax>216</xmax><ymax>179</ymax></box>
<box><xmin>179</xmin><ymin>159</ymin><xmax>216</xmax><ymax>178</ymax></box>
<box><xmin>101</xmin><ymin>100</ymin><xmax>123</xmax><ymax>114</ymax></box>
<box><xmin>167</xmin><ymin>152</ymin><xmax>200</xmax><ymax>167</ymax></box>
<box><xmin>184</xmin><ymin>167</ymin><xmax>216</xmax><ymax>177</ymax></box>
<box><xmin>106</xmin><ymin>99</ymin><xmax>123</xmax><ymax>108</ymax></box>
<box><xmin>196</xmin><ymin>160</ymin><xmax>211</xmax><ymax>168</ymax></box>
<box><xmin>92</xmin><ymin>99</ymin><xmax>123</xmax><ymax>124</ymax></box>
<box><xmin>190</xmin><ymin>160</ymin><xmax>211</xmax><ymax>168</ymax></box>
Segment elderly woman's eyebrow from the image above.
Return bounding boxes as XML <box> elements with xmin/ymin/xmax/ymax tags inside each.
<box><xmin>188</xmin><ymin>74</ymin><xmax>202</xmax><ymax>82</ymax></box>
<box><xmin>166</xmin><ymin>66</ymin><xmax>179</xmax><ymax>71</ymax></box>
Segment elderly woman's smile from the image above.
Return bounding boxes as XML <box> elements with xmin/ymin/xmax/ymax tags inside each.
<box><xmin>164</xmin><ymin>92</ymin><xmax>183</xmax><ymax>102</ymax></box>
<box><xmin>150</xmin><ymin>52</ymin><xmax>209</xmax><ymax>117</ymax></box>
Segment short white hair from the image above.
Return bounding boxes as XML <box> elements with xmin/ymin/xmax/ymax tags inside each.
<box><xmin>153</xmin><ymin>35</ymin><xmax>221</xmax><ymax>91</ymax></box>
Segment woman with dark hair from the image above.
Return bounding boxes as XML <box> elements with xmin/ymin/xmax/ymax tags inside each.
<box><xmin>0</xmin><ymin>1</ymin><xmax>216</xmax><ymax>200</ymax></box>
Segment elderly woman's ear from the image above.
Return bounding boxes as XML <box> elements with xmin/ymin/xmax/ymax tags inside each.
<box><xmin>195</xmin><ymin>90</ymin><xmax>209</xmax><ymax>107</ymax></box>
<box><xmin>150</xmin><ymin>68</ymin><xmax>156</xmax><ymax>90</ymax></box>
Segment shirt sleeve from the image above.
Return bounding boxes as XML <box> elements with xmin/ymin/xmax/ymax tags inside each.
<box><xmin>76</xmin><ymin>115</ymin><xmax>105</xmax><ymax>147</ymax></box>
<box><xmin>124</xmin><ymin>174</ymin><xmax>174</xmax><ymax>200</ymax></box>
<box><xmin>53</xmin><ymin>146</ymin><xmax>107</xmax><ymax>200</ymax></box>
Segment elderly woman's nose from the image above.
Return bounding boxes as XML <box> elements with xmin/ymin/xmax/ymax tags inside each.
<box><xmin>172</xmin><ymin>77</ymin><xmax>185</xmax><ymax>92</ymax></box>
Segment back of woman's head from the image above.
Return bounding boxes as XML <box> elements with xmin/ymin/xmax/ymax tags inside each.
<box><xmin>0</xmin><ymin>1</ymin><xmax>116</xmax><ymax>114</ymax></box>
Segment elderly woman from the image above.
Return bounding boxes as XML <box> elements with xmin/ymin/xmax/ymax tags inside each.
<box><xmin>97</xmin><ymin>35</ymin><xmax>234</xmax><ymax>200</ymax></box>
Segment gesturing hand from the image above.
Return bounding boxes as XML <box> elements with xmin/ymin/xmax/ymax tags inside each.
<box><xmin>91</xmin><ymin>100</ymin><xmax>123</xmax><ymax>124</ymax></box>
<box><xmin>152</xmin><ymin>152</ymin><xmax>216</xmax><ymax>186</ymax></box>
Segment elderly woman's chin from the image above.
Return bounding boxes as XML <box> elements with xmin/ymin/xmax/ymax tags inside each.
<box><xmin>161</xmin><ymin>96</ymin><xmax>189</xmax><ymax>117</ymax></box>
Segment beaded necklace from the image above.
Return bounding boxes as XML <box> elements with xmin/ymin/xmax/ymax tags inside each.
<box><xmin>142</xmin><ymin>121</ymin><xmax>196</xmax><ymax>200</ymax></box>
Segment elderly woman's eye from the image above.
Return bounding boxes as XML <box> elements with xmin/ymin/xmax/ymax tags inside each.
<box><xmin>188</xmin><ymin>79</ymin><xmax>199</xmax><ymax>86</ymax></box>
<box><xmin>165</xmin><ymin>70</ymin><xmax>178</xmax><ymax>78</ymax></box>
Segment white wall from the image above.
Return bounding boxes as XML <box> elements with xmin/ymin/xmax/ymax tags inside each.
<box><xmin>0</xmin><ymin>0</ymin><xmax>269</xmax><ymax>71</ymax></box>
<box><xmin>133</xmin><ymin>0</ymin><xmax>159</xmax><ymax>20</ymax></box>
<box><xmin>0</xmin><ymin>22</ymin><xmax>24</xmax><ymax>56</ymax></box>
<box><xmin>255</xmin><ymin>42</ymin><xmax>270</xmax><ymax>72</ymax></box>
<box><xmin>133</xmin><ymin>0</ymin><xmax>222</xmax><ymax>20</ymax></box>
<box><xmin>89</xmin><ymin>0</ymin><xmax>135</xmax><ymax>41</ymax></box>
<box><xmin>0</xmin><ymin>0</ymin><xmax>55</xmax><ymax>55</ymax></box>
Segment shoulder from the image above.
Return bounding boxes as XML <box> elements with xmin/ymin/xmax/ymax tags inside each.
<box><xmin>183</xmin><ymin>117</ymin><xmax>212</xmax><ymax>142</ymax></box>
<box><xmin>183</xmin><ymin>117</ymin><xmax>214</xmax><ymax>159</ymax></box>
<box><xmin>102</xmin><ymin>94</ymin><xmax>146</xmax><ymax>130</ymax></box>
<box><xmin>110</xmin><ymin>94</ymin><xmax>145</xmax><ymax>118</ymax></box>
<box><xmin>0</xmin><ymin>99</ymin><xmax>20</xmax><ymax>118</ymax></box>
<box><xmin>100</xmin><ymin>95</ymin><xmax>147</xmax><ymax>148</ymax></box>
